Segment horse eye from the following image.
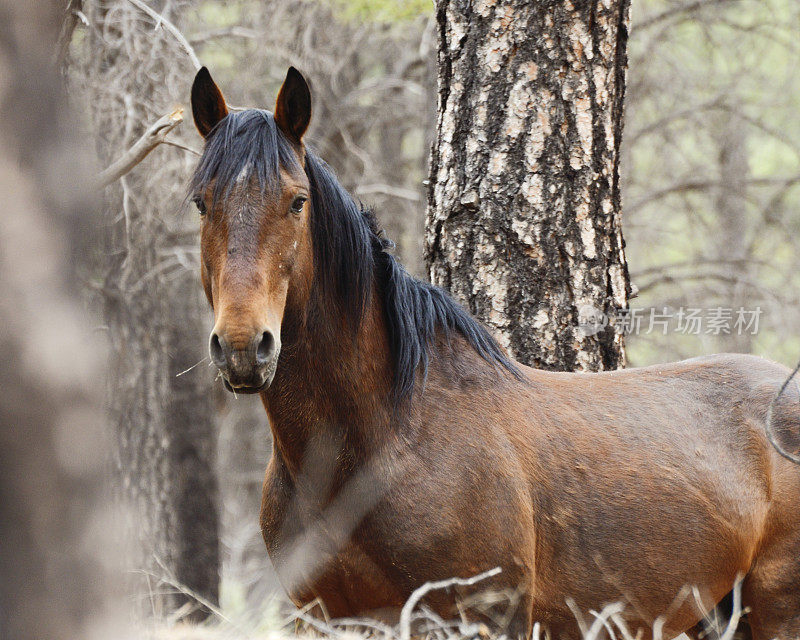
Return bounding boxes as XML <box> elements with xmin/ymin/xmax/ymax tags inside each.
<box><xmin>290</xmin><ymin>196</ymin><xmax>307</xmax><ymax>215</ymax></box>
<box><xmin>193</xmin><ymin>196</ymin><xmax>207</xmax><ymax>216</ymax></box>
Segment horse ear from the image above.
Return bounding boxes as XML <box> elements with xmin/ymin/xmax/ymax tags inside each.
<box><xmin>191</xmin><ymin>67</ymin><xmax>228</xmax><ymax>138</ymax></box>
<box><xmin>274</xmin><ymin>66</ymin><xmax>311</xmax><ymax>144</ymax></box>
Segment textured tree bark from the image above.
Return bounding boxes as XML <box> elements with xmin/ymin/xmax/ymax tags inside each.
<box><xmin>426</xmin><ymin>0</ymin><xmax>631</xmax><ymax>371</ymax></box>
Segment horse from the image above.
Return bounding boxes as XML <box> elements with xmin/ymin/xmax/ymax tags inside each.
<box><xmin>188</xmin><ymin>66</ymin><xmax>800</xmax><ymax>639</ymax></box>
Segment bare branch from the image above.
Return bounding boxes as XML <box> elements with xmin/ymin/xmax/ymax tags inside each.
<box><xmin>586</xmin><ymin>602</ymin><xmax>626</xmax><ymax>640</ymax></box>
<box><xmin>94</xmin><ymin>109</ymin><xmax>183</xmax><ymax>189</ymax></box>
<box><xmin>629</xmin><ymin>174</ymin><xmax>800</xmax><ymax>213</ymax></box>
<box><xmin>719</xmin><ymin>577</ymin><xmax>744</xmax><ymax>640</ymax></box>
<box><xmin>635</xmin><ymin>270</ymin><xmax>791</xmax><ymax>303</ymax></box>
<box><xmin>188</xmin><ymin>26</ymin><xmax>259</xmax><ymax>45</ymax></box>
<box><xmin>627</xmin><ymin>96</ymin><xmax>726</xmax><ymax>145</ymax></box>
<box><xmin>766</xmin><ymin>361</ymin><xmax>800</xmax><ymax>465</ymax></box>
<box><xmin>354</xmin><ymin>183</ymin><xmax>422</xmax><ymax>202</ymax></box>
<box><xmin>636</xmin><ymin>0</ymin><xmax>738</xmax><ymax>32</ymax></box>
<box><xmin>631</xmin><ymin>256</ymin><xmax>776</xmax><ymax>279</ymax></box>
<box><xmin>160</xmin><ymin>139</ymin><xmax>201</xmax><ymax>156</ymax></box>
<box><xmin>652</xmin><ymin>585</ymin><xmax>691</xmax><ymax>640</ymax></box>
<box><xmin>125</xmin><ymin>0</ymin><xmax>201</xmax><ymax>70</ymax></box>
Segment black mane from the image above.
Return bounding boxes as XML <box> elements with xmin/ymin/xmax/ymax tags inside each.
<box><xmin>190</xmin><ymin>109</ymin><xmax>517</xmax><ymax>401</ymax></box>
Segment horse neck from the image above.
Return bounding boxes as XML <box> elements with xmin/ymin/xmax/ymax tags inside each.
<box><xmin>261</xmin><ymin>283</ymin><xmax>397</xmax><ymax>480</ymax></box>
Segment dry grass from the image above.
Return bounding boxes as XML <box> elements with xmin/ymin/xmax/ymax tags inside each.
<box><xmin>134</xmin><ymin>568</ymin><xmax>745</xmax><ymax>640</ymax></box>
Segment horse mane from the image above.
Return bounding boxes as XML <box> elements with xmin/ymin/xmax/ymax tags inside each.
<box><xmin>190</xmin><ymin>109</ymin><xmax>518</xmax><ymax>402</ymax></box>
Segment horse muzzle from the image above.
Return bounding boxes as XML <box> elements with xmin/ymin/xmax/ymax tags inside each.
<box><xmin>209</xmin><ymin>328</ymin><xmax>280</xmax><ymax>394</ymax></box>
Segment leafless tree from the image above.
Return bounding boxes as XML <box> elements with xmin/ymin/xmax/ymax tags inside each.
<box><xmin>62</xmin><ymin>0</ymin><xmax>441</xmax><ymax>617</ymax></box>
<box><xmin>623</xmin><ymin>0</ymin><xmax>800</xmax><ymax>365</ymax></box>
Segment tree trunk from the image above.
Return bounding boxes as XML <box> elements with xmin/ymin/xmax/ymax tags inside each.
<box><xmin>76</xmin><ymin>0</ymin><xmax>220</xmax><ymax>617</ymax></box>
<box><xmin>426</xmin><ymin>0</ymin><xmax>631</xmax><ymax>371</ymax></box>
<box><xmin>0</xmin><ymin>2</ymin><xmax>113</xmax><ymax>638</ymax></box>
<box><xmin>714</xmin><ymin>107</ymin><xmax>752</xmax><ymax>353</ymax></box>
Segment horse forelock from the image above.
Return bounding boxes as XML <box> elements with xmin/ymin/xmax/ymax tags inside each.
<box><xmin>189</xmin><ymin>109</ymin><xmax>299</xmax><ymax>208</ymax></box>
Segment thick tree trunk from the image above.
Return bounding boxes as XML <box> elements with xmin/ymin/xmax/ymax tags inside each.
<box><xmin>426</xmin><ymin>0</ymin><xmax>631</xmax><ymax>371</ymax></box>
<box><xmin>0</xmin><ymin>2</ymin><xmax>112</xmax><ymax>638</ymax></box>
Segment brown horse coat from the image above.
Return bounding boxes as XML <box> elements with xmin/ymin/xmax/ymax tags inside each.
<box><xmin>261</xmin><ymin>337</ymin><xmax>800</xmax><ymax>639</ymax></box>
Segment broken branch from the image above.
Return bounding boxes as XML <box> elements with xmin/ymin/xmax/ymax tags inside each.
<box><xmin>95</xmin><ymin>109</ymin><xmax>183</xmax><ymax>189</ymax></box>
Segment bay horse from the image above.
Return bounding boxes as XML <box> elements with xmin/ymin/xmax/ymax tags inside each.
<box><xmin>189</xmin><ymin>66</ymin><xmax>800</xmax><ymax>639</ymax></box>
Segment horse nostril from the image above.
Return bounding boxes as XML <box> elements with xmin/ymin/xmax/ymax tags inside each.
<box><xmin>256</xmin><ymin>331</ymin><xmax>275</xmax><ymax>364</ymax></box>
<box><xmin>209</xmin><ymin>332</ymin><xmax>226</xmax><ymax>368</ymax></box>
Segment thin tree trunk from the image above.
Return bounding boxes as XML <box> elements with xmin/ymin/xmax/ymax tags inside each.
<box><xmin>78</xmin><ymin>0</ymin><xmax>220</xmax><ymax>617</ymax></box>
<box><xmin>426</xmin><ymin>0</ymin><xmax>631</xmax><ymax>371</ymax></box>
<box><xmin>714</xmin><ymin>108</ymin><xmax>752</xmax><ymax>353</ymax></box>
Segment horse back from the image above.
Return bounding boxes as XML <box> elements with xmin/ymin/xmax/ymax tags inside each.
<box><xmin>502</xmin><ymin>353</ymin><xmax>800</xmax><ymax>631</ymax></box>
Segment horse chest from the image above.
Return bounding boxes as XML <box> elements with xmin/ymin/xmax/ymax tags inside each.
<box><xmin>259</xmin><ymin>474</ymin><xmax>410</xmax><ymax>617</ymax></box>
<box><xmin>259</xmin><ymin>449</ymin><xmax>535</xmax><ymax>620</ymax></box>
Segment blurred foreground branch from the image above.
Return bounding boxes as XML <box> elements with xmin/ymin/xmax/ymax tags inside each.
<box><xmin>56</xmin><ymin>0</ymin><xmax>83</xmax><ymax>65</ymax></box>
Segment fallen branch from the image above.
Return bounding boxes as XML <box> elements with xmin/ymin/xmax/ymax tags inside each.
<box><xmin>94</xmin><ymin>109</ymin><xmax>183</xmax><ymax>189</ymax></box>
<box><xmin>586</xmin><ymin>602</ymin><xmax>625</xmax><ymax>640</ymax></box>
<box><xmin>719</xmin><ymin>577</ymin><xmax>744</xmax><ymax>640</ymax></box>
<box><xmin>398</xmin><ymin>567</ymin><xmax>501</xmax><ymax>640</ymax></box>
